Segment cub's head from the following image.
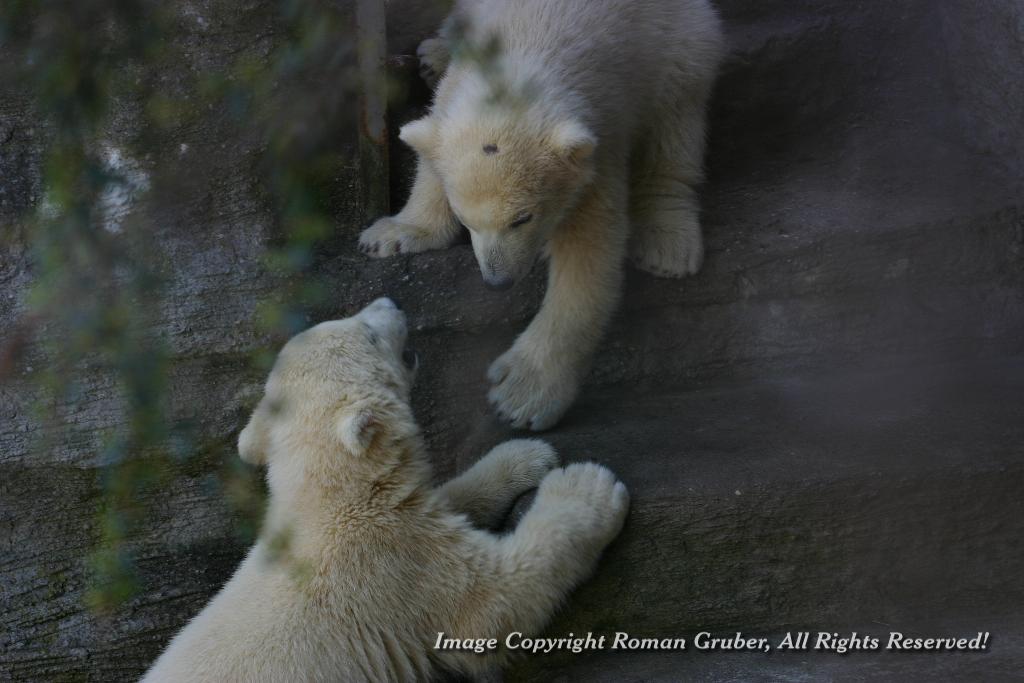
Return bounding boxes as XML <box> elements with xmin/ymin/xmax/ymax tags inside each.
<box><xmin>400</xmin><ymin>108</ymin><xmax>596</xmax><ymax>290</ymax></box>
<box><xmin>237</xmin><ymin>298</ymin><xmax>420</xmax><ymax>489</ymax></box>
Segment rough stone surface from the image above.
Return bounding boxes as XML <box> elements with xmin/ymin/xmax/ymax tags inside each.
<box><xmin>2</xmin><ymin>0</ymin><xmax>1023</xmax><ymax>680</ymax></box>
<box><xmin>504</xmin><ymin>359</ymin><xmax>1024</xmax><ymax>680</ymax></box>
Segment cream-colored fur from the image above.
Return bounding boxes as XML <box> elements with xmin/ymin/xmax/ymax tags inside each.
<box><xmin>359</xmin><ymin>0</ymin><xmax>725</xmax><ymax>430</ymax></box>
<box><xmin>142</xmin><ymin>298</ymin><xmax>628</xmax><ymax>683</ymax></box>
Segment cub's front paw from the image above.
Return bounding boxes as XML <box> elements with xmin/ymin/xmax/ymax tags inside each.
<box><xmin>487</xmin><ymin>344</ymin><xmax>578</xmax><ymax>431</ymax></box>
<box><xmin>480</xmin><ymin>439</ymin><xmax>559</xmax><ymax>493</ymax></box>
<box><xmin>537</xmin><ymin>463</ymin><xmax>630</xmax><ymax>546</ymax></box>
<box><xmin>416</xmin><ymin>37</ymin><xmax>449</xmax><ymax>88</ymax></box>
<box><xmin>359</xmin><ymin>216</ymin><xmax>446</xmax><ymax>258</ymax></box>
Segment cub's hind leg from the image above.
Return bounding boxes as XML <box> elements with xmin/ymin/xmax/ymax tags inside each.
<box><xmin>629</xmin><ymin>95</ymin><xmax>712</xmax><ymax>278</ymax></box>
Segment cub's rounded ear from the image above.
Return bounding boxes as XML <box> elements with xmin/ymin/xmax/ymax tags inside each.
<box><xmin>551</xmin><ymin>118</ymin><xmax>597</xmax><ymax>169</ymax></box>
<box><xmin>238</xmin><ymin>397</ymin><xmax>278</xmax><ymax>466</ymax></box>
<box><xmin>399</xmin><ymin>116</ymin><xmax>437</xmax><ymax>155</ymax></box>
<box><xmin>337</xmin><ymin>404</ymin><xmax>380</xmax><ymax>455</ymax></box>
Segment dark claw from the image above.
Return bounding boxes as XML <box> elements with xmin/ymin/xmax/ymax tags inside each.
<box><xmin>394</xmin><ymin>242</ymin><xmax>402</xmax><ymax>254</ymax></box>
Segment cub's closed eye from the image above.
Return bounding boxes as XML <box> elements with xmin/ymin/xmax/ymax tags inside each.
<box><xmin>509</xmin><ymin>212</ymin><xmax>533</xmax><ymax>228</ymax></box>
<box><xmin>365</xmin><ymin>327</ymin><xmax>380</xmax><ymax>345</ymax></box>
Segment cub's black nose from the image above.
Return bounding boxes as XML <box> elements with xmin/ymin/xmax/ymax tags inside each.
<box><xmin>484</xmin><ymin>275</ymin><xmax>514</xmax><ymax>291</ymax></box>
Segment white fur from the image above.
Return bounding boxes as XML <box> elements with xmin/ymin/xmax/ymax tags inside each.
<box><xmin>360</xmin><ymin>0</ymin><xmax>725</xmax><ymax>430</ymax></box>
<box><xmin>142</xmin><ymin>298</ymin><xmax>628</xmax><ymax>682</ymax></box>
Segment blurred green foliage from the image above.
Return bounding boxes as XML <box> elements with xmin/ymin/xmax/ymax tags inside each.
<box><xmin>1</xmin><ymin>0</ymin><xmax>360</xmax><ymax>611</ymax></box>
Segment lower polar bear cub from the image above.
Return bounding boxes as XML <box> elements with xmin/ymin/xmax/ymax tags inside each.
<box><xmin>142</xmin><ymin>298</ymin><xmax>628</xmax><ymax>683</ymax></box>
<box><xmin>360</xmin><ymin>0</ymin><xmax>725</xmax><ymax>430</ymax></box>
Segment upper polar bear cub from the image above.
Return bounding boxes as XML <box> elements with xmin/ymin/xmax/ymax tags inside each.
<box><xmin>360</xmin><ymin>0</ymin><xmax>725</xmax><ymax>430</ymax></box>
<box><xmin>142</xmin><ymin>298</ymin><xmax>629</xmax><ymax>683</ymax></box>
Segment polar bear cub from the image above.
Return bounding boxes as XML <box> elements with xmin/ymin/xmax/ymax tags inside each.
<box><xmin>360</xmin><ymin>0</ymin><xmax>725</xmax><ymax>430</ymax></box>
<box><xmin>142</xmin><ymin>298</ymin><xmax>629</xmax><ymax>682</ymax></box>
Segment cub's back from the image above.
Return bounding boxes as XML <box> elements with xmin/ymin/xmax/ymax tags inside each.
<box><xmin>461</xmin><ymin>0</ymin><xmax>722</xmax><ymax>83</ymax></box>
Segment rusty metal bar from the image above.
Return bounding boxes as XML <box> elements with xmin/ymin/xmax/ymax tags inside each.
<box><xmin>356</xmin><ymin>0</ymin><xmax>389</xmax><ymax>221</ymax></box>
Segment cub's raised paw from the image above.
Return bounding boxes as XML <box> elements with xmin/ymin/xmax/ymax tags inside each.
<box><xmin>487</xmin><ymin>344</ymin><xmax>578</xmax><ymax>431</ymax></box>
<box><xmin>359</xmin><ymin>216</ymin><xmax>445</xmax><ymax>258</ymax></box>
<box><xmin>537</xmin><ymin>463</ymin><xmax>630</xmax><ymax>544</ymax></box>
<box><xmin>416</xmin><ymin>37</ymin><xmax>450</xmax><ymax>89</ymax></box>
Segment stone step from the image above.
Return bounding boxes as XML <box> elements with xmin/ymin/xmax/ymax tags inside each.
<box><xmin>336</xmin><ymin>201</ymin><xmax>1023</xmax><ymax>460</ymax></box>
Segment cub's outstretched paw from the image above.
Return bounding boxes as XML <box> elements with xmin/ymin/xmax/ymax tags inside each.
<box><xmin>537</xmin><ymin>463</ymin><xmax>630</xmax><ymax>546</ymax></box>
<box><xmin>487</xmin><ymin>344</ymin><xmax>578</xmax><ymax>431</ymax></box>
<box><xmin>359</xmin><ymin>216</ymin><xmax>450</xmax><ymax>258</ymax></box>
